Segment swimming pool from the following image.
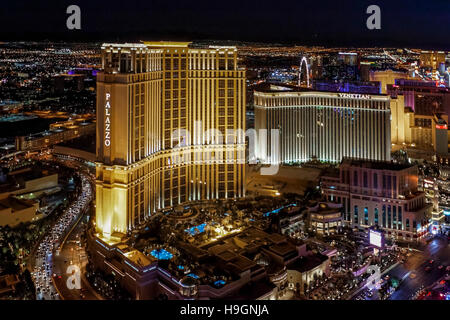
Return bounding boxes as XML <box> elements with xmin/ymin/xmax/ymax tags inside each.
<box><xmin>263</xmin><ymin>203</ymin><xmax>297</xmax><ymax>217</ymax></box>
<box><xmin>150</xmin><ymin>248</ymin><xmax>173</xmax><ymax>260</ymax></box>
<box><xmin>213</xmin><ymin>279</ymin><xmax>226</xmax><ymax>287</ymax></box>
<box><xmin>185</xmin><ymin>223</ymin><xmax>207</xmax><ymax>236</ymax></box>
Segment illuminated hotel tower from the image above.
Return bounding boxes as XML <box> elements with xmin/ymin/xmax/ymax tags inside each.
<box><xmin>254</xmin><ymin>87</ymin><xmax>391</xmax><ymax>164</ymax></box>
<box><xmin>95</xmin><ymin>42</ymin><xmax>246</xmax><ymax>238</ymax></box>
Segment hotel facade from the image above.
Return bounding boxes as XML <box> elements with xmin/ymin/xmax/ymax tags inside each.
<box><xmin>321</xmin><ymin>159</ymin><xmax>432</xmax><ymax>241</ymax></box>
<box><xmin>95</xmin><ymin>42</ymin><xmax>246</xmax><ymax>238</ymax></box>
<box><xmin>388</xmin><ymin>79</ymin><xmax>450</xmax><ymax>158</ymax></box>
<box><xmin>254</xmin><ymin>85</ymin><xmax>392</xmax><ymax>164</ymax></box>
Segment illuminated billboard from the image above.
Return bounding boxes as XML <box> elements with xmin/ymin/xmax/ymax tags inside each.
<box><xmin>369</xmin><ymin>229</ymin><xmax>383</xmax><ymax>248</ymax></box>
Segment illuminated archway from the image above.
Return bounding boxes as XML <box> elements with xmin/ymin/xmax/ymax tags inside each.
<box><xmin>298</xmin><ymin>56</ymin><xmax>310</xmax><ymax>88</ymax></box>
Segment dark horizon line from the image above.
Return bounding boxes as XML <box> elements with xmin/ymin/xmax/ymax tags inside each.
<box><xmin>1</xmin><ymin>31</ymin><xmax>449</xmax><ymax>51</ymax></box>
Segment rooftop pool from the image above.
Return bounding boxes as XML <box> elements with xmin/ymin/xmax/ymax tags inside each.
<box><xmin>213</xmin><ymin>279</ymin><xmax>226</xmax><ymax>287</ymax></box>
<box><xmin>185</xmin><ymin>223</ymin><xmax>207</xmax><ymax>236</ymax></box>
<box><xmin>150</xmin><ymin>248</ymin><xmax>173</xmax><ymax>260</ymax></box>
<box><xmin>263</xmin><ymin>203</ymin><xmax>297</xmax><ymax>217</ymax></box>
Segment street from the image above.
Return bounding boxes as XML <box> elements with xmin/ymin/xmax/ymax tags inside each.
<box><xmin>31</xmin><ymin>173</ymin><xmax>92</xmax><ymax>300</ymax></box>
<box><xmin>388</xmin><ymin>236</ymin><xmax>450</xmax><ymax>300</ymax></box>
<box><xmin>52</xmin><ymin>217</ymin><xmax>102</xmax><ymax>300</ymax></box>
<box><xmin>351</xmin><ymin>236</ymin><xmax>450</xmax><ymax>300</ymax></box>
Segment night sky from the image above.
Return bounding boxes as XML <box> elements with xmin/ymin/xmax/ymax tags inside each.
<box><xmin>1</xmin><ymin>0</ymin><xmax>449</xmax><ymax>49</ymax></box>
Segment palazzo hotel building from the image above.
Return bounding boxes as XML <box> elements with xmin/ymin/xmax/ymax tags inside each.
<box><xmin>254</xmin><ymin>84</ymin><xmax>392</xmax><ymax>164</ymax></box>
<box><xmin>95</xmin><ymin>42</ymin><xmax>246</xmax><ymax>239</ymax></box>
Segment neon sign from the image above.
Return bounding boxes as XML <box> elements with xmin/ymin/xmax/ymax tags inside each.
<box><xmin>338</xmin><ymin>93</ymin><xmax>371</xmax><ymax>100</ymax></box>
<box><xmin>105</xmin><ymin>93</ymin><xmax>111</xmax><ymax>147</ymax></box>
<box><xmin>435</xmin><ymin>124</ymin><xmax>448</xmax><ymax>130</ymax></box>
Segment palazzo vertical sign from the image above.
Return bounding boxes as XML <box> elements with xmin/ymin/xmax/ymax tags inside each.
<box><xmin>104</xmin><ymin>93</ymin><xmax>111</xmax><ymax>147</ymax></box>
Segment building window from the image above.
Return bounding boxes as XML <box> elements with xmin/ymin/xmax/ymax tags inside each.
<box><xmin>374</xmin><ymin>208</ymin><xmax>379</xmax><ymax>225</ymax></box>
<box><xmin>382</xmin><ymin>205</ymin><xmax>386</xmax><ymax>228</ymax></box>
<box><xmin>353</xmin><ymin>171</ymin><xmax>358</xmax><ymax>186</ymax></box>
<box><xmin>406</xmin><ymin>218</ymin><xmax>410</xmax><ymax>230</ymax></box>
<box><xmin>373</xmin><ymin>173</ymin><xmax>378</xmax><ymax>189</ymax></box>
<box><xmin>393</xmin><ymin>206</ymin><xmax>397</xmax><ymax>229</ymax></box>
<box><xmin>354</xmin><ymin>206</ymin><xmax>358</xmax><ymax>224</ymax></box>
<box><xmin>364</xmin><ymin>207</ymin><xmax>369</xmax><ymax>225</ymax></box>
<box><xmin>388</xmin><ymin>205</ymin><xmax>391</xmax><ymax>229</ymax></box>
<box><xmin>398</xmin><ymin>206</ymin><xmax>402</xmax><ymax>230</ymax></box>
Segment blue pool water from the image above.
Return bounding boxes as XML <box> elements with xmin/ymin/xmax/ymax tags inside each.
<box><xmin>214</xmin><ymin>280</ymin><xmax>226</xmax><ymax>287</ymax></box>
<box><xmin>187</xmin><ymin>273</ymin><xmax>199</xmax><ymax>279</ymax></box>
<box><xmin>263</xmin><ymin>204</ymin><xmax>297</xmax><ymax>217</ymax></box>
<box><xmin>150</xmin><ymin>248</ymin><xmax>173</xmax><ymax>260</ymax></box>
<box><xmin>185</xmin><ymin>223</ymin><xmax>207</xmax><ymax>236</ymax></box>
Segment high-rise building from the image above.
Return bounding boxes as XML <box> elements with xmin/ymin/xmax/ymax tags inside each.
<box><xmin>95</xmin><ymin>42</ymin><xmax>246</xmax><ymax>239</ymax></box>
<box><xmin>337</xmin><ymin>52</ymin><xmax>358</xmax><ymax>66</ymax></box>
<box><xmin>388</xmin><ymin>79</ymin><xmax>450</xmax><ymax>157</ymax></box>
<box><xmin>312</xmin><ymin>80</ymin><xmax>381</xmax><ymax>95</ymax></box>
<box><xmin>359</xmin><ymin>62</ymin><xmax>372</xmax><ymax>82</ymax></box>
<box><xmin>369</xmin><ymin>69</ymin><xmax>410</xmax><ymax>93</ymax></box>
<box><xmin>387</xmin><ymin>78</ymin><xmax>450</xmax><ymax>118</ymax></box>
<box><xmin>254</xmin><ymin>84</ymin><xmax>392</xmax><ymax>164</ymax></box>
<box><xmin>420</xmin><ymin>51</ymin><xmax>446</xmax><ymax>71</ymax></box>
<box><xmin>321</xmin><ymin>158</ymin><xmax>432</xmax><ymax>242</ymax></box>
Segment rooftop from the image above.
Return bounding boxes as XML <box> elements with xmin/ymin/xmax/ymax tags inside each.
<box><xmin>0</xmin><ymin>166</ymin><xmax>57</xmax><ymax>194</ymax></box>
<box><xmin>308</xmin><ymin>202</ymin><xmax>343</xmax><ymax>214</ymax></box>
<box><xmin>224</xmin><ymin>278</ymin><xmax>276</xmax><ymax>300</ymax></box>
<box><xmin>288</xmin><ymin>253</ymin><xmax>329</xmax><ymax>273</ymax></box>
<box><xmin>142</xmin><ymin>41</ymin><xmax>192</xmax><ymax>47</ymax></box>
<box><xmin>341</xmin><ymin>158</ymin><xmax>415</xmax><ymax>171</ymax></box>
<box><xmin>268</xmin><ymin>242</ymin><xmax>298</xmax><ymax>258</ymax></box>
<box><xmin>254</xmin><ymin>82</ymin><xmax>388</xmax><ymax>98</ymax></box>
<box><xmin>123</xmin><ymin>249</ymin><xmax>154</xmax><ymax>267</ymax></box>
<box><xmin>0</xmin><ymin>196</ymin><xmax>35</xmax><ymax>212</ymax></box>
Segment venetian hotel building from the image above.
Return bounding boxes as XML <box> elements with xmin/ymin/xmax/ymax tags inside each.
<box><xmin>95</xmin><ymin>42</ymin><xmax>246</xmax><ymax>239</ymax></box>
<box><xmin>254</xmin><ymin>85</ymin><xmax>392</xmax><ymax>164</ymax></box>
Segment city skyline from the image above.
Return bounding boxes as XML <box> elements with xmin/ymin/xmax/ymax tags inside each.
<box><xmin>0</xmin><ymin>0</ymin><xmax>449</xmax><ymax>308</ymax></box>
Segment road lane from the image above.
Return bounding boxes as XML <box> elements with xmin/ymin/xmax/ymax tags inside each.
<box><xmin>31</xmin><ymin>173</ymin><xmax>92</xmax><ymax>300</ymax></box>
